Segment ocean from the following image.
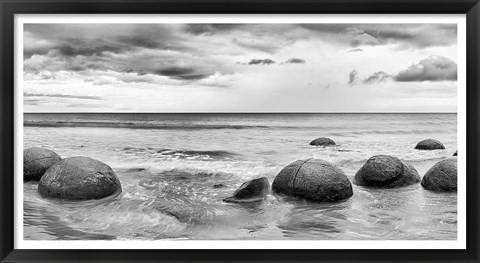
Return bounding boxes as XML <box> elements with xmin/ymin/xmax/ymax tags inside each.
<box><xmin>23</xmin><ymin>113</ymin><xmax>457</xmax><ymax>240</ymax></box>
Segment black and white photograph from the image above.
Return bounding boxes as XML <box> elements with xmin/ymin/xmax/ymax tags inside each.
<box><xmin>20</xmin><ymin>17</ymin><xmax>463</xmax><ymax>244</ymax></box>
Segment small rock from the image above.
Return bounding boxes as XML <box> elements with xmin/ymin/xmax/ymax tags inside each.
<box><xmin>421</xmin><ymin>158</ymin><xmax>457</xmax><ymax>192</ymax></box>
<box><xmin>223</xmin><ymin>177</ymin><xmax>269</xmax><ymax>203</ymax></box>
<box><xmin>309</xmin><ymin>137</ymin><xmax>336</xmax><ymax>146</ymax></box>
<box><xmin>213</xmin><ymin>183</ymin><xmax>226</xmax><ymax>188</ymax></box>
<box><xmin>414</xmin><ymin>139</ymin><xmax>445</xmax><ymax>150</ymax></box>
<box><xmin>354</xmin><ymin>155</ymin><xmax>421</xmax><ymax>188</ymax></box>
<box><xmin>272</xmin><ymin>159</ymin><xmax>353</xmax><ymax>202</ymax></box>
<box><xmin>453</xmin><ymin>150</ymin><xmax>457</xmax><ymax>156</ymax></box>
<box><xmin>38</xmin><ymin>156</ymin><xmax>122</xmax><ymax>200</ymax></box>
<box><xmin>24</xmin><ymin>147</ymin><xmax>62</xmax><ymax>181</ymax></box>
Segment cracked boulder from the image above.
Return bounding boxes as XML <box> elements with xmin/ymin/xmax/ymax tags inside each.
<box><xmin>354</xmin><ymin>155</ymin><xmax>420</xmax><ymax>188</ymax></box>
<box><xmin>38</xmin><ymin>156</ymin><xmax>122</xmax><ymax>200</ymax></box>
<box><xmin>24</xmin><ymin>147</ymin><xmax>62</xmax><ymax>181</ymax></box>
<box><xmin>272</xmin><ymin>159</ymin><xmax>353</xmax><ymax>202</ymax></box>
<box><xmin>223</xmin><ymin>177</ymin><xmax>269</xmax><ymax>203</ymax></box>
<box><xmin>421</xmin><ymin>158</ymin><xmax>457</xmax><ymax>192</ymax></box>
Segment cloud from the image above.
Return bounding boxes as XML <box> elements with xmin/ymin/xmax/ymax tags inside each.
<box><xmin>282</xmin><ymin>58</ymin><xmax>306</xmax><ymax>64</ymax></box>
<box><xmin>299</xmin><ymin>24</ymin><xmax>456</xmax><ymax>49</ymax></box>
<box><xmin>393</xmin><ymin>56</ymin><xmax>457</xmax><ymax>82</ymax></box>
<box><xmin>347</xmin><ymin>48</ymin><xmax>363</xmax><ymax>52</ymax></box>
<box><xmin>55</xmin><ymin>39</ymin><xmax>124</xmax><ymax>57</ymax></box>
<box><xmin>154</xmin><ymin>66</ymin><xmax>213</xmax><ymax>80</ymax></box>
<box><xmin>247</xmin><ymin>59</ymin><xmax>276</xmax><ymax>65</ymax></box>
<box><xmin>183</xmin><ymin>24</ymin><xmax>243</xmax><ymax>35</ymax></box>
<box><xmin>348</xmin><ymin>70</ymin><xmax>358</xmax><ymax>86</ymax></box>
<box><xmin>24</xmin><ymin>92</ymin><xmax>103</xmax><ymax>100</ymax></box>
<box><xmin>350</xmin><ymin>56</ymin><xmax>456</xmax><ymax>86</ymax></box>
<box><xmin>364</xmin><ymin>71</ymin><xmax>391</xmax><ymax>84</ymax></box>
<box><xmin>232</xmin><ymin>38</ymin><xmax>281</xmax><ymax>54</ymax></box>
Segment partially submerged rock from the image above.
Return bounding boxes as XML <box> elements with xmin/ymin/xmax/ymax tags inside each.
<box><xmin>272</xmin><ymin>159</ymin><xmax>353</xmax><ymax>202</ymax></box>
<box><xmin>223</xmin><ymin>177</ymin><xmax>269</xmax><ymax>203</ymax></box>
<box><xmin>421</xmin><ymin>158</ymin><xmax>457</xmax><ymax>192</ymax></box>
<box><xmin>24</xmin><ymin>147</ymin><xmax>62</xmax><ymax>181</ymax></box>
<box><xmin>354</xmin><ymin>155</ymin><xmax>421</xmax><ymax>188</ymax></box>
<box><xmin>309</xmin><ymin>137</ymin><xmax>336</xmax><ymax>146</ymax></box>
<box><xmin>38</xmin><ymin>156</ymin><xmax>122</xmax><ymax>200</ymax></box>
<box><xmin>414</xmin><ymin>139</ymin><xmax>445</xmax><ymax>150</ymax></box>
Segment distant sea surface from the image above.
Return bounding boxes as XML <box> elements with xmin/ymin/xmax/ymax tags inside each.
<box><xmin>23</xmin><ymin>113</ymin><xmax>457</xmax><ymax>240</ymax></box>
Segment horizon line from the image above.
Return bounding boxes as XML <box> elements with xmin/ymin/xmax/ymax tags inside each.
<box><xmin>23</xmin><ymin>112</ymin><xmax>458</xmax><ymax>114</ymax></box>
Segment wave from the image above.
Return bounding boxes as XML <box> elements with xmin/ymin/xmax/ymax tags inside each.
<box><xmin>24</xmin><ymin>121</ymin><xmax>272</xmax><ymax>130</ymax></box>
<box><xmin>122</xmin><ymin>147</ymin><xmax>238</xmax><ymax>160</ymax></box>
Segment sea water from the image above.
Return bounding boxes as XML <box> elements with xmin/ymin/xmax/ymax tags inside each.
<box><xmin>23</xmin><ymin>113</ymin><xmax>457</xmax><ymax>240</ymax></box>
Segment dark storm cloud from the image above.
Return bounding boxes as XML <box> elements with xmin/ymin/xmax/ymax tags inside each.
<box><xmin>24</xmin><ymin>24</ymin><xmax>225</xmax><ymax>83</ymax></box>
<box><xmin>282</xmin><ymin>58</ymin><xmax>306</xmax><ymax>64</ymax></box>
<box><xmin>364</xmin><ymin>71</ymin><xmax>391</xmax><ymax>84</ymax></box>
<box><xmin>24</xmin><ymin>92</ymin><xmax>103</xmax><ymax>100</ymax></box>
<box><xmin>232</xmin><ymin>38</ymin><xmax>280</xmax><ymax>54</ymax></box>
<box><xmin>55</xmin><ymin>38</ymin><xmax>124</xmax><ymax>57</ymax></box>
<box><xmin>116</xmin><ymin>35</ymin><xmax>159</xmax><ymax>49</ymax></box>
<box><xmin>154</xmin><ymin>66</ymin><xmax>213</xmax><ymax>80</ymax></box>
<box><xmin>24</xmin><ymin>24</ymin><xmax>190</xmax><ymax>59</ymax></box>
<box><xmin>183</xmin><ymin>24</ymin><xmax>243</xmax><ymax>35</ymax></box>
<box><xmin>348</xmin><ymin>70</ymin><xmax>358</xmax><ymax>86</ymax></box>
<box><xmin>248</xmin><ymin>59</ymin><xmax>276</xmax><ymax>65</ymax></box>
<box><xmin>393</xmin><ymin>56</ymin><xmax>457</xmax><ymax>82</ymax></box>
<box><xmin>299</xmin><ymin>24</ymin><xmax>456</xmax><ymax>48</ymax></box>
<box><xmin>361</xmin><ymin>24</ymin><xmax>456</xmax><ymax>48</ymax></box>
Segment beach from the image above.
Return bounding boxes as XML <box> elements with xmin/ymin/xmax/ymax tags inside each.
<box><xmin>23</xmin><ymin>113</ymin><xmax>457</xmax><ymax>240</ymax></box>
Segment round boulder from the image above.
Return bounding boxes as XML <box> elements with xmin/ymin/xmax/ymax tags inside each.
<box><xmin>24</xmin><ymin>147</ymin><xmax>62</xmax><ymax>181</ymax></box>
<box><xmin>309</xmin><ymin>137</ymin><xmax>336</xmax><ymax>146</ymax></box>
<box><xmin>38</xmin><ymin>156</ymin><xmax>122</xmax><ymax>200</ymax></box>
<box><xmin>414</xmin><ymin>139</ymin><xmax>445</xmax><ymax>150</ymax></box>
<box><xmin>421</xmin><ymin>158</ymin><xmax>457</xmax><ymax>192</ymax></box>
<box><xmin>272</xmin><ymin>159</ymin><xmax>353</xmax><ymax>202</ymax></box>
<box><xmin>354</xmin><ymin>155</ymin><xmax>421</xmax><ymax>188</ymax></box>
<box><xmin>223</xmin><ymin>177</ymin><xmax>269</xmax><ymax>203</ymax></box>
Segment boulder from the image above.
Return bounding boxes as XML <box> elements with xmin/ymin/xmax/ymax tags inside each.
<box><xmin>309</xmin><ymin>137</ymin><xmax>336</xmax><ymax>146</ymax></box>
<box><xmin>421</xmin><ymin>158</ymin><xmax>457</xmax><ymax>192</ymax></box>
<box><xmin>24</xmin><ymin>147</ymin><xmax>62</xmax><ymax>181</ymax></box>
<box><xmin>272</xmin><ymin>159</ymin><xmax>353</xmax><ymax>202</ymax></box>
<box><xmin>223</xmin><ymin>177</ymin><xmax>269</xmax><ymax>203</ymax></box>
<box><xmin>354</xmin><ymin>155</ymin><xmax>421</xmax><ymax>188</ymax></box>
<box><xmin>414</xmin><ymin>139</ymin><xmax>445</xmax><ymax>150</ymax></box>
<box><xmin>453</xmin><ymin>150</ymin><xmax>457</xmax><ymax>156</ymax></box>
<box><xmin>38</xmin><ymin>156</ymin><xmax>122</xmax><ymax>200</ymax></box>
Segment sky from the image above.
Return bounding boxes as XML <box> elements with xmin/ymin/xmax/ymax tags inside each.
<box><xmin>23</xmin><ymin>23</ymin><xmax>458</xmax><ymax>112</ymax></box>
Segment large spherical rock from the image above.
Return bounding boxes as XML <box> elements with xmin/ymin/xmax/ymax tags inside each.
<box><xmin>272</xmin><ymin>159</ymin><xmax>353</xmax><ymax>202</ymax></box>
<box><xmin>309</xmin><ymin>137</ymin><xmax>336</xmax><ymax>146</ymax></box>
<box><xmin>421</xmin><ymin>158</ymin><xmax>457</xmax><ymax>192</ymax></box>
<box><xmin>38</xmin><ymin>156</ymin><xmax>122</xmax><ymax>200</ymax></box>
<box><xmin>354</xmin><ymin>155</ymin><xmax>420</xmax><ymax>188</ymax></box>
<box><xmin>24</xmin><ymin>147</ymin><xmax>62</xmax><ymax>181</ymax></box>
<box><xmin>414</xmin><ymin>139</ymin><xmax>445</xmax><ymax>150</ymax></box>
<box><xmin>223</xmin><ymin>177</ymin><xmax>269</xmax><ymax>203</ymax></box>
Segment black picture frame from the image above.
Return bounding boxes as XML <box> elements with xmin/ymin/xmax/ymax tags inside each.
<box><xmin>1</xmin><ymin>0</ymin><xmax>479</xmax><ymax>262</ymax></box>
